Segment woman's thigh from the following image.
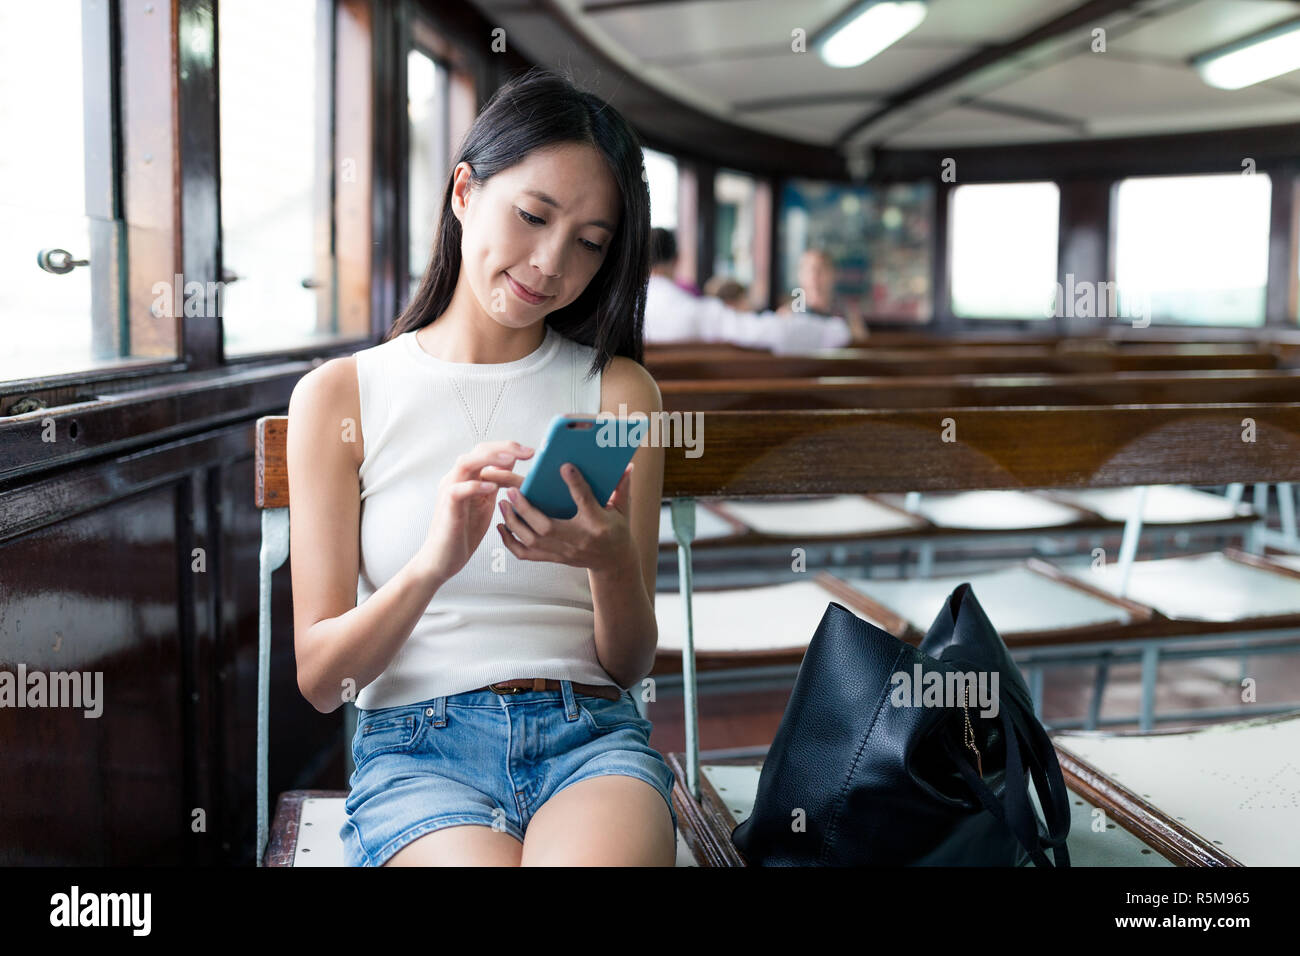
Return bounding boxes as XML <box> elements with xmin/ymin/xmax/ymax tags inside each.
<box><xmin>520</xmin><ymin>774</ymin><xmax>676</xmax><ymax>866</ymax></box>
<box><xmin>343</xmin><ymin>686</ymin><xmax>678</xmax><ymax>866</ymax></box>
<box><xmin>385</xmin><ymin>824</ymin><xmax>524</xmax><ymax>866</ymax></box>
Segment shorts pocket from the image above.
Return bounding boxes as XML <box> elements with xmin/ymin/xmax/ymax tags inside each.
<box><xmin>353</xmin><ymin>705</ymin><xmax>425</xmax><ymax>766</ymax></box>
<box><xmin>577</xmin><ymin>692</ymin><xmax>651</xmax><ymax>734</ymax></box>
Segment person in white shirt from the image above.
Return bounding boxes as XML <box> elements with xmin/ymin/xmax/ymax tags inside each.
<box><xmin>643</xmin><ymin>229</ymin><xmax>857</xmax><ymax>353</ymax></box>
<box><xmin>777</xmin><ymin>248</ymin><xmax>865</xmax><ymax>332</ymax></box>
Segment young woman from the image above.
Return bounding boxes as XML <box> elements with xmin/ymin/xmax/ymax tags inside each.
<box><xmin>286</xmin><ymin>68</ymin><xmax>676</xmax><ymax>866</ymax></box>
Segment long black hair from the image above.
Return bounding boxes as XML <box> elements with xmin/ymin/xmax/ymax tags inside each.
<box><xmin>384</xmin><ymin>67</ymin><xmax>649</xmax><ymax>379</ymax></box>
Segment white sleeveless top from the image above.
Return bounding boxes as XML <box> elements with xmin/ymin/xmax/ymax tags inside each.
<box><xmin>351</xmin><ymin>324</ymin><xmax>617</xmax><ymax>709</ymax></box>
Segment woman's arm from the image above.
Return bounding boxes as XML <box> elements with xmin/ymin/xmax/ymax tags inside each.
<box><xmin>588</xmin><ymin>357</ymin><xmax>665</xmax><ymax>691</ymax></box>
<box><xmin>289</xmin><ymin>359</ymin><xmax>532</xmax><ymax>713</ymax></box>
<box><xmin>287</xmin><ymin>359</ymin><xmax>446</xmax><ymax>714</ymax></box>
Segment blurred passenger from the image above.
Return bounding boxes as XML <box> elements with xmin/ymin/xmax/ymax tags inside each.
<box><xmin>703</xmin><ymin>275</ymin><xmax>750</xmax><ymax>310</ymax></box>
<box><xmin>778</xmin><ymin>248</ymin><xmax>868</xmax><ymax>339</ymax></box>
<box><xmin>644</xmin><ymin>228</ymin><xmax>854</xmax><ymax>352</ymax></box>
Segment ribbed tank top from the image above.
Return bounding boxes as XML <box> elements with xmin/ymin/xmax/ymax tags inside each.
<box><xmin>351</xmin><ymin>324</ymin><xmax>616</xmax><ymax>709</ymax></box>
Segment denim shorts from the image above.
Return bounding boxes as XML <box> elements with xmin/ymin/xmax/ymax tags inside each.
<box><xmin>339</xmin><ymin>680</ymin><xmax>678</xmax><ymax>866</ymax></box>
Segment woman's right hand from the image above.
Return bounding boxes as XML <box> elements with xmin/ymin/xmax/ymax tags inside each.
<box><xmin>417</xmin><ymin>440</ymin><xmax>534</xmax><ymax>585</ymax></box>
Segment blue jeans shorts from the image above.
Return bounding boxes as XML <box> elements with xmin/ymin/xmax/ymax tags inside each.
<box><xmin>339</xmin><ymin>680</ymin><xmax>678</xmax><ymax>866</ymax></box>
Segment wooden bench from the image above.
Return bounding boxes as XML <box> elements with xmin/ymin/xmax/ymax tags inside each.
<box><xmin>646</xmin><ymin>344</ymin><xmax>1279</xmax><ymax>380</ymax></box>
<box><xmin>255</xmin><ymin>401</ymin><xmax>1300</xmax><ymax>865</ymax></box>
<box><xmin>650</xmin><ymin>543</ymin><xmax>1300</xmax><ymax>726</ymax></box>
<box><xmin>648</xmin><ymin>328</ymin><xmax>1300</xmax><ymax>352</ymax></box>
<box><xmin>655</xmin><ymin>370</ymin><xmax>1283</xmax><ymax>582</ymax></box>
<box><xmin>670</xmin><ymin>708</ymin><xmax>1300</xmax><ymax>866</ymax></box>
<box><xmin>659</xmin><ymin>369</ymin><xmax>1300</xmax><ymax>412</ymax></box>
<box><xmin>652</xmin><ymin>404</ymin><xmax>1300</xmax><ymax>865</ymax></box>
<box><xmin>654</xmin><ymin>487</ymin><xmax>1258</xmax><ymax>590</ymax></box>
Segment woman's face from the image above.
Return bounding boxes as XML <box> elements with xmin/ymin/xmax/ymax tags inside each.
<box><xmin>450</xmin><ymin>142</ymin><xmax>621</xmax><ymax>330</ymax></box>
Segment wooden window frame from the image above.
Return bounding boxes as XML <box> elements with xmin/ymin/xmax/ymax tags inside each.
<box><xmin>0</xmin><ymin>0</ymin><xmax>376</xmax><ymax>403</ymax></box>
<box><xmin>222</xmin><ymin>0</ymin><xmax>372</xmax><ymax>360</ymax></box>
<box><xmin>0</xmin><ymin>0</ymin><xmax>378</xmax><ymax>484</ymax></box>
<box><xmin>396</xmin><ymin>7</ymin><xmax>476</xmax><ymax>319</ymax></box>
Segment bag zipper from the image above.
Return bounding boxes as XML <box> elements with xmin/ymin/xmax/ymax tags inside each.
<box><xmin>961</xmin><ymin>687</ymin><xmax>983</xmax><ymax>778</ymax></box>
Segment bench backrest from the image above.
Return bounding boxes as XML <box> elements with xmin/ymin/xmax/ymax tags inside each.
<box><xmin>660</xmin><ymin>369</ymin><xmax>1300</xmax><ymax>412</ymax></box>
<box><xmin>644</xmin><ymin>345</ymin><xmax>1278</xmax><ymax>380</ymax></box>
<box><xmin>255</xmin><ymin>403</ymin><xmax>1300</xmax><ymax>507</ymax></box>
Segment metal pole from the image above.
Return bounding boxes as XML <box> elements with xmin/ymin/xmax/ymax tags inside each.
<box><xmin>1116</xmin><ymin>485</ymin><xmax>1149</xmax><ymax>599</ymax></box>
<box><xmin>670</xmin><ymin>498</ymin><xmax>701</xmax><ymax>802</ymax></box>
<box><xmin>256</xmin><ymin>508</ymin><xmax>291</xmax><ymax>866</ymax></box>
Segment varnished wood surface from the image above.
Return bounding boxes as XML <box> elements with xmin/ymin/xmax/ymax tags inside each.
<box><xmin>646</xmin><ymin>346</ymin><xmax>1278</xmax><ymax>380</ymax></box>
<box><xmin>660</xmin><ymin>369</ymin><xmax>1300</xmax><ymax>412</ymax></box>
<box><xmin>654</xmin><ymin>406</ymin><xmax>1300</xmax><ymax>498</ymax></box>
<box><xmin>647</xmin><ymin>328</ymin><xmax>1300</xmax><ymax>351</ymax></box>
<box><xmin>666</xmin><ymin>752</ymin><xmax>751</xmax><ymax>867</ymax></box>
<box><xmin>0</xmin><ymin>421</ymin><xmax>338</xmax><ymax>864</ymax></box>
<box><xmin>0</xmin><ymin>361</ymin><xmax>308</xmax><ymax>485</ymax></box>
<box><xmin>258</xmin><ymin>403</ymin><xmax>1300</xmax><ymax>507</ymax></box>
<box><xmin>256</xmin><ymin>416</ymin><xmax>289</xmax><ymax>509</ymax></box>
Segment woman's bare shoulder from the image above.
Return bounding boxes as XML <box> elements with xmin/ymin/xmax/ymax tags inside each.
<box><xmin>600</xmin><ymin>355</ymin><xmax>662</xmax><ymax>415</ymax></box>
<box><xmin>288</xmin><ymin>356</ymin><xmax>364</xmax><ymax>468</ymax></box>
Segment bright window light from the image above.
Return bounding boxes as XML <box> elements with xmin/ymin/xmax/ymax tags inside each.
<box><xmin>950</xmin><ymin>182</ymin><xmax>1059</xmax><ymax>320</ymax></box>
<box><xmin>643</xmin><ymin>147</ymin><xmax>678</xmax><ymax>229</ymax></box>
<box><xmin>818</xmin><ymin>1</ymin><xmax>927</xmax><ymax>69</ymax></box>
<box><xmin>1114</xmin><ymin>173</ymin><xmax>1270</xmax><ymax>326</ymax></box>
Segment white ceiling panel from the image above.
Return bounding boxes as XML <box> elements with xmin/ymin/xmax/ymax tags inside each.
<box><xmin>882</xmin><ymin>104</ymin><xmax>1082</xmax><ymax>147</ymax></box>
<box><xmin>484</xmin><ymin>0</ymin><xmax>1300</xmax><ymax>150</ymax></box>
<box><xmin>664</xmin><ymin>42</ymin><xmax>972</xmax><ymax>103</ymax></box>
<box><xmin>1108</xmin><ymin>0</ymin><xmax>1300</xmax><ymax>59</ymax></box>
<box><xmin>735</xmin><ymin>100</ymin><xmax>884</xmax><ymax>145</ymax></box>
<box><xmin>582</xmin><ymin>0</ymin><xmax>846</xmax><ymax>64</ymax></box>
<box><xmin>903</xmin><ymin>0</ymin><xmax>1086</xmax><ymax>44</ymax></box>
<box><xmin>988</xmin><ymin>53</ymin><xmax>1300</xmax><ymax>129</ymax></box>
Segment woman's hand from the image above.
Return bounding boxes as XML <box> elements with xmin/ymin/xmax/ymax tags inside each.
<box><xmin>417</xmin><ymin>440</ymin><xmax>534</xmax><ymax>585</ymax></box>
<box><xmin>495</xmin><ymin>461</ymin><xmax>637</xmax><ymax>575</ymax></box>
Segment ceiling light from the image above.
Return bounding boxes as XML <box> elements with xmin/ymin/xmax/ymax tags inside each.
<box><xmin>1193</xmin><ymin>19</ymin><xmax>1300</xmax><ymax>90</ymax></box>
<box><xmin>816</xmin><ymin>1</ymin><xmax>927</xmax><ymax>69</ymax></box>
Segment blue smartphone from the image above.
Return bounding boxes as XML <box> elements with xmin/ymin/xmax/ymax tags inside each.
<box><xmin>516</xmin><ymin>415</ymin><xmax>647</xmax><ymax>519</ymax></box>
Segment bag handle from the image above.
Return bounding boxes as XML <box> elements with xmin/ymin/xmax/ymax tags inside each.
<box><xmin>941</xmin><ymin>702</ymin><xmax>1071</xmax><ymax>867</ymax></box>
<box><xmin>1003</xmin><ymin>695</ymin><xmax>1072</xmax><ymax>856</ymax></box>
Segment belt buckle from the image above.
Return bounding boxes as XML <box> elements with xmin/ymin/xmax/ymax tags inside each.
<box><xmin>487</xmin><ymin>681</ymin><xmax>524</xmax><ymax>695</ymax></box>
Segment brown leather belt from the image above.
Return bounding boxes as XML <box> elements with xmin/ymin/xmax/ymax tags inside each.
<box><xmin>477</xmin><ymin>678</ymin><xmax>622</xmax><ymax>701</ymax></box>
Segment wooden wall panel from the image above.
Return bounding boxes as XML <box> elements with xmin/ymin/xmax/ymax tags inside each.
<box><xmin>0</xmin><ymin>417</ymin><xmax>341</xmax><ymax>864</ymax></box>
<box><xmin>0</xmin><ymin>486</ymin><xmax>185</xmax><ymax>864</ymax></box>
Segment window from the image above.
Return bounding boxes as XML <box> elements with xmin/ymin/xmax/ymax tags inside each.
<box><xmin>643</xmin><ymin>148</ymin><xmax>678</xmax><ymax>230</ymax></box>
<box><xmin>219</xmin><ymin>0</ymin><xmax>332</xmax><ymax>355</ymax></box>
<box><xmin>950</xmin><ymin>181</ymin><xmax>1059</xmax><ymax>320</ymax></box>
<box><xmin>408</xmin><ymin>48</ymin><xmax>449</xmax><ymax>300</ymax></box>
<box><xmin>714</xmin><ymin>169</ymin><xmax>757</xmax><ymax>285</ymax></box>
<box><xmin>0</xmin><ymin>0</ymin><xmax>133</xmax><ymax>381</ymax></box>
<box><xmin>779</xmin><ymin>179</ymin><xmax>932</xmax><ymax>321</ymax></box>
<box><xmin>1114</xmin><ymin>173</ymin><xmax>1270</xmax><ymax>326</ymax></box>
<box><xmin>403</xmin><ymin>17</ymin><xmax>476</xmax><ymax>314</ymax></box>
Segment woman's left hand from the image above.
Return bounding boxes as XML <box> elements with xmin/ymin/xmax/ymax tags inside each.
<box><xmin>496</xmin><ymin>462</ymin><xmax>637</xmax><ymax>573</ymax></box>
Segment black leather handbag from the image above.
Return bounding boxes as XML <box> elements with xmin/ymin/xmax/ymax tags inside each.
<box><xmin>730</xmin><ymin>584</ymin><xmax>1072</xmax><ymax>866</ymax></box>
